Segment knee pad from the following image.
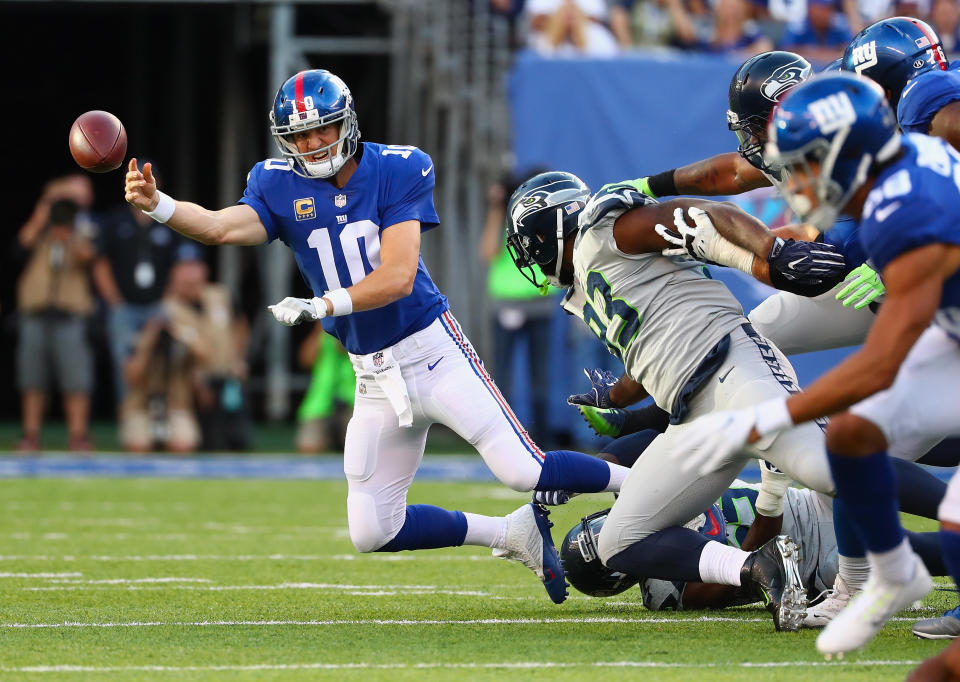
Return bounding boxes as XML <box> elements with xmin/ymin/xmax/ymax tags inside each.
<box><xmin>346</xmin><ymin>492</ymin><xmax>402</xmax><ymax>553</ymax></box>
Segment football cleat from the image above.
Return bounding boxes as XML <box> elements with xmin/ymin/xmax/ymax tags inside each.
<box><xmin>493</xmin><ymin>503</ymin><xmax>569</xmax><ymax>604</ymax></box>
<box><xmin>577</xmin><ymin>405</ymin><xmax>627</xmax><ymax>437</ymax></box>
<box><xmin>740</xmin><ymin>535</ymin><xmax>807</xmax><ymax>632</ymax></box>
<box><xmin>913</xmin><ymin>605</ymin><xmax>960</xmax><ymax>640</ymax></box>
<box><xmin>802</xmin><ymin>574</ymin><xmax>855</xmax><ymax>628</ymax></box>
<box><xmin>816</xmin><ymin>555</ymin><xmax>932</xmax><ymax>657</ymax></box>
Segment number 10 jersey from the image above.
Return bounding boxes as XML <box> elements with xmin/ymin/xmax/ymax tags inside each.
<box><xmin>240</xmin><ymin>141</ymin><xmax>448</xmax><ymax>354</ymax></box>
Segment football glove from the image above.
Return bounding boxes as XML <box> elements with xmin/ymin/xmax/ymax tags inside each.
<box><xmin>567</xmin><ymin>368</ymin><xmax>619</xmax><ymax>409</ymax></box>
<box><xmin>835</xmin><ymin>263</ymin><xmax>884</xmax><ymax>310</ymax></box>
<box><xmin>655</xmin><ymin>207</ymin><xmax>755</xmax><ymax>273</ymax></box>
<box><xmin>268</xmin><ymin>296</ymin><xmax>327</xmax><ymax>326</ymax></box>
<box><xmin>532</xmin><ymin>490</ymin><xmax>578</xmax><ymax>506</ymax></box>
<box><xmin>767</xmin><ymin>238</ymin><xmax>846</xmax><ymax>283</ymax></box>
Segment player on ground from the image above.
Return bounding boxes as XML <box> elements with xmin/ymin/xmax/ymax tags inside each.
<box><xmin>673</xmin><ymin>72</ymin><xmax>960</xmax><ymax>657</ymax></box>
<box><xmin>123</xmin><ymin>68</ymin><xmax>633</xmax><ymax>603</ymax></box>
<box><xmin>506</xmin><ymin>170</ymin><xmax>845</xmax><ymax>631</ymax></box>
<box><xmin>560</xmin><ymin>431</ymin><xmax>947</xmax><ymax>616</ymax></box>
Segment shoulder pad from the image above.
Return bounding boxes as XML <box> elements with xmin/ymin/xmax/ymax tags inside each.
<box><xmin>578</xmin><ymin>185</ymin><xmax>657</xmax><ymax>232</ymax></box>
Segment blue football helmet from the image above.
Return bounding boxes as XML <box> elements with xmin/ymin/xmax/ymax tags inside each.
<box><xmin>821</xmin><ymin>58</ymin><xmax>843</xmax><ymax>73</ymax></box>
<box><xmin>505</xmin><ymin>171</ymin><xmax>590</xmax><ymax>289</ymax></box>
<box><xmin>841</xmin><ymin>16</ymin><xmax>949</xmax><ymax>106</ymax></box>
<box><xmin>269</xmin><ymin>69</ymin><xmax>361</xmax><ymax>178</ymax></box>
<box><xmin>767</xmin><ymin>72</ymin><xmax>900</xmax><ymax>231</ymax></box>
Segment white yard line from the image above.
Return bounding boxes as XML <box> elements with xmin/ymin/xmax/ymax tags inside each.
<box><xmin>0</xmin><ymin>660</ymin><xmax>922</xmax><ymax>673</ymax></box>
<box><xmin>0</xmin><ymin>573</ymin><xmax>81</xmax><ymax>578</ymax></box>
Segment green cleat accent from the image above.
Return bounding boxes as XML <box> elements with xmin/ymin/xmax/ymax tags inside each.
<box><xmin>577</xmin><ymin>405</ymin><xmax>626</xmax><ymax>437</ymax></box>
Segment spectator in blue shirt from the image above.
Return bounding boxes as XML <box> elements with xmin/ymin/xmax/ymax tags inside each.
<box><xmin>779</xmin><ymin>0</ymin><xmax>853</xmax><ymax>63</ymax></box>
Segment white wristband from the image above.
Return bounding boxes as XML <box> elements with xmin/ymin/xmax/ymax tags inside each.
<box><xmin>754</xmin><ymin>397</ymin><xmax>793</xmax><ymax>437</ymax></box>
<box><xmin>323</xmin><ymin>288</ymin><xmax>353</xmax><ymax>317</ymax></box>
<box><xmin>142</xmin><ymin>191</ymin><xmax>176</xmax><ymax>224</ymax></box>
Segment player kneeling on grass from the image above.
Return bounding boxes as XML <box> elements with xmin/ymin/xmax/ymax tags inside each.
<box><xmin>505</xmin><ymin>171</ymin><xmax>851</xmax><ymax>631</ymax></box>
<box><xmin>123</xmin><ymin>68</ymin><xmax>634</xmax><ymax>604</ymax></box>
<box><xmin>559</xmin><ymin>430</ymin><xmax>949</xmax><ymax>616</ymax></box>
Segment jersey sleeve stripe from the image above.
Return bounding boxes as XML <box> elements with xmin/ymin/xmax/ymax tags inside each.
<box><xmin>439</xmin><ymin>311</ymin><xmax>545</xmax><ymax>463</ymax></box>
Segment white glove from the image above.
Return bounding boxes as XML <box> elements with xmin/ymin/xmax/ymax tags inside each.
<box><xmin>672</xmin><ymin>408</ymin><xmax>756</xmax><ymax>475</ymax></box>
<box><xmin>268</xmin><ymin>296</ymin><xmax>326</xmax><ymax>326</ymax></box>
<box><xmin>655</xmin><ymin>207</ymin><xmax>755</xmax><ymax>274</ymax></box>
<box><xmin>755</xmin><ymin>459</ymin><xmax>792</xmax><ymax>517</ymax></box>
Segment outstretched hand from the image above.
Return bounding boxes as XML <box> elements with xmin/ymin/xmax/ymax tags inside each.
<box><xmin>567</xmin><ymin>368</ymin><xmax>619</xmax><ymax>409</ymax></box>
<box><xmin>124</xmin><ymin>158</ymin><xmax>159</xmax><ymax>212</ymax></box>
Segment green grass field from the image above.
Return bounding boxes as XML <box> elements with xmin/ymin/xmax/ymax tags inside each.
<box><xmin>1</xmin><ymin>477</ymin><xmax>953</xmax><ymax>680</ymax></box>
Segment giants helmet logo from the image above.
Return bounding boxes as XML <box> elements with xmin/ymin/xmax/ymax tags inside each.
<box><xmin>851</xmin><ymin>40</ymin><xmax>879</xmax><ymax>75</ymax></box>
<box><xmin>760</xmin><ymin>59</ymin><xmax>812</xmax><ymax>102</ymax></box>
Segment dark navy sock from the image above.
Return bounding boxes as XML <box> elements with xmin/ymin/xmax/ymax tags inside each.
<box><xmin>599</xmin><ymin>430</ymin><xmax>659</xmax><ymax>468</ymax></box>
<box><xmin>907</xmin><ymin>531</ymin><xmax>946</xmax><ymax>577</ymax></box>
<box><xmin>917</xmin><ymin>437</ymin><xmax>960</xmax><ymax>467</ymax></box>
<box><xmin>536</xmin><ymin>450</ymin><xmax>611</xmax><ymax>492</ymax></box>
<box><xmin>605</xmin><ymin>527</ymin><xmax>709</xmax><ymax>582</ymax></box>
<box><xmin>828</xmin><ymin>450</ymin><xmax>903</xmax><ymax>554</ymax></box>
<box><xmin>620</xmin><ymin>403</ymin><xmax>671</xmax><ymax>436</ymax></box>
<box><xmin>377</xmin><ymin>505</ymin><xmax>467</xmax><ymax>552</ymax></box>
<box><xmin>891</xmin><ymin>457</ymin><xmax>947</xmax><ymax>519</ymax></box>
<box><xmin>940</xmin><ymin>529</ymin><xmax>960</xmax><ymax>589</ymax></box>
<box><xmin>833</xmin><ymin>497</ymin><xmax>865</xmax><ymax>558</ymax></box>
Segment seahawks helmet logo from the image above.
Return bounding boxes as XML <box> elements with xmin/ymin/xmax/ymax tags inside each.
<box><xmin>760</xmin><ymin>60</ymin><xmax>812</xmax><ymax>102</ymax></box>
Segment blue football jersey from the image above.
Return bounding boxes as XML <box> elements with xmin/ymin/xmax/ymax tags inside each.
<box><xmin>821</xmin><ymin>215</ymin><xmax>868</xmax><ymax>271</ymax></box>
<box><xmin>859</xmin><ymin>134</ymin><xmax>960</xmax><ymax>335</ymax></box>
<box><xmin>897</xmin><ymin>68</ymin><xmax>960</xmax><ymax>134</ymax></box>
<box><xmin>240</xmin><ymin>142</ymin><xmax>448</xmax><ymax>354</ymax></box>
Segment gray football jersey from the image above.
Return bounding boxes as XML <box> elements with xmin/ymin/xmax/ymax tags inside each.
<box><xmin>562</xmin><ymin>204</ymin><xmax>745</xmax><ymax>414</ymax></box>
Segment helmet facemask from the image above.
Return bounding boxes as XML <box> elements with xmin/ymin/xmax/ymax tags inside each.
<box><xmin>728</xmin><ymin>109</ymin><xmax>783</xmax><ymax>177</ymax></box>
<box><xmin>269</xmin><ymin>105</ymin><xmax>359</xmax><ymax>179</ymax></box>
<box><xmin>505</xmin><ymin>206</ymin><xmax>570</xmax><ymax>290</ymax></box>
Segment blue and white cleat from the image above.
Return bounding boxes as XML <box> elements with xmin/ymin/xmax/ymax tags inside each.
<box><xmin>494</xmin><ymin>503</ymin><xmax>569</xmax><ymax>604</ymax></box>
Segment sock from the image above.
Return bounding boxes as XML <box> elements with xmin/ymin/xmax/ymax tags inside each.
<box><xmin>698</xmin><ymin>539</ymin><xmax>751</xmax><ymax>587</ymax></box>
<box><xmin>605</xmin><ymin>527</ymin><xmax>709</xmax><ymax>582</ymax></box>
<box><xmin>621</xmin><ymin>403</ymin><xmax>671</xmax><ymax>436</ymax></box>
<box><xmin>462</xmin><ymin>512</ymin><xmax>507</xmax><ymax>548</ymax></box>
<box><xmin>828</xmin><ymin>450</ymin><xmax>904</xmax><ymax>553</ymax></box>
<box><xmin>868</xmin><ymin>537</ymin><xmax>916</xmax><ymax>584</ymax></box>
<box><xmin>940</xmin><ymin>528</ymin><xmax>960</xmax><ymax>589</ymax></box>
<box><xmin>832</xmin><ymin>497</ymin><xmax>865</xmax><ymax>558</ymax></box>
<box><xmin>599</xmin><ymin>430</ymin><xmax>659</xmax><ymax>468</ymax></box>
<box><xmin>377</xmin><ymin>505</ymin><xmax>467</xmax><ymax>552</ymax></box>
<box><xmin>891</xmin><ymin>457</ymin><xmax>947</xmax><ymax>519</ymax></box>
<box><xmin>838</xmin><ymin>554</ymin><xmax>871</xmax><ymax>592</ymax></box>
<box><xmin>536</xmin><ymin>450</ymin><xmax>614</xmax><ymax>493</ymax></box>
<box><xmin>907</xmin><ymin>531</ymin><xmax>946</xmax><ymax>577</ymax></box>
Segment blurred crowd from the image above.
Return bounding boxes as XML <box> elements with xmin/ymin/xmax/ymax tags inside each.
<box><xmin>493</xmin><ymin>0</ymin><xmax>960</xmax><ymax>62</ymax></box>
<box><xmin>12</xmin><ymin>175</ymin><xmax>259</xmax><ymax>454</ymax></box>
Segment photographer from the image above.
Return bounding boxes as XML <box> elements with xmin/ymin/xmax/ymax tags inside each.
<box><xmin>16</xmin><ymin>189</ymin><xmax>96</xmax><ymax>452</ymax></box>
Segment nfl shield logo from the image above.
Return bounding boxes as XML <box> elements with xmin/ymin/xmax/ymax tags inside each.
<box><xmin>335</xmin><ymin>194</ymin><xmax>347</xmax><ymax>208</ymax></box>
<box><xmin>373</xmin><ymin>352</ymin><xmax>384</xmax><ymax>368</ymax></box>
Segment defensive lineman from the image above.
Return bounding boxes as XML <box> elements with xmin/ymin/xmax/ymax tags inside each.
<box><xmin>506</xmin><ymin>171</ymin><xmax>843</xmax><ymax>630</ymax></box>
<box><xmin>123</xmin><ymin>68</ymin><xmax>631</xmax><ymax>602</ymax></box>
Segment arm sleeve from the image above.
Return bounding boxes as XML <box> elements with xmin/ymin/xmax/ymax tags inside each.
<box><xmin>238</xmin><ymin>164</ymin><xmax>279</xmax><ymax>242</ymax></box>
<box><xmin>866</xmin><ymin>194</ymin><xmax>960</xmax><ymax>272</ymax></box>
<box><xmin>380</xmin><ymin>150</ymin><xmax>441</xmax><ymax>232</ymax></box>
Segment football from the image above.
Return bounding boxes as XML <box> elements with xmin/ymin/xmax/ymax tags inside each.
<box><xmin>69</xmin><ymin>110</ymin><xmax>127</xmax><ymax>173</ymax></box>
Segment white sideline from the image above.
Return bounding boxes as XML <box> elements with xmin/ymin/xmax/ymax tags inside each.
<box><xmin>0</xmin><ymin>660</ymin><xmax>922</xmax><ymax>673</ymax></box>
<box><xmin>1</xmin><ymin>615</ymin><xmax>935</xmax><ymax>629</ymax></box>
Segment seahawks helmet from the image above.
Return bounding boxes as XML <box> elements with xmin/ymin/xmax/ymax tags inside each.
<box><xmin>560</xmin><ymin>509</ymin><xmax>638</xmax><ymax>597</ymax></box>
<box><xmin>269</xmin><ymin>69</ymin><xmax>361</xmax><ymax>179</ymax></box>
<box><xmin>768</xmin><ymin>72</ymin><xmax>900</xmax><ymax>231</ymax></box>
<box><xmin>727</xmin><ymin>51</ymin><xmax>812</xmax><ymax>174</ymax></box>
<box><xmin>841</xmin><ymin>17</ymin><xmax>949</xmax><ymax>106</ymax></box>
<box><xmin>505</xmin><ymin>171</ymin><xmax>590</xmax><ymax>290</ymax></box>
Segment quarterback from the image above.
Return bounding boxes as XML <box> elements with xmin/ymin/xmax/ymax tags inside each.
<box><xmin>123</xmin><ymin>68</ymin><xmax>631</xmax><ymax>603</ymax></box>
